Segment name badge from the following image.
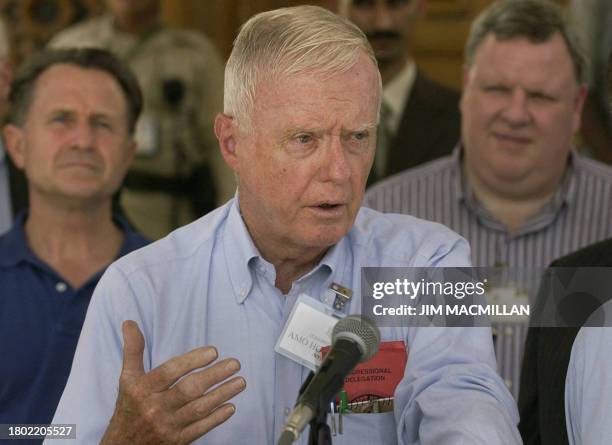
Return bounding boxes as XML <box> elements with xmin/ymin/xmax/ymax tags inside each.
<box><xmin>275</xmin><ymin>294</ymin><xmax>344</xmax><ymax>370</ymax></box>
<box><xmin>134</xmin><ymin>113</ymin><xmax>160</xmax><ymax>157</ymax></box>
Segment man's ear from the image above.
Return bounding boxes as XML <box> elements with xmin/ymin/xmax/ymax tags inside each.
<box><xmin>459</xmin><ymin>67</ymin><xmax>470</xmax><ymax>113</ymax></box>
<box><xmin>120</xmin><ymin>138</ymin><xmax>137</xmax><ymax>177</ymax></box>
<box><xmin>3</xmin><ymin>124</ymin><xmax>26</xmax><ymax>169</ymax></box>
<box><xmin>572</xmin><ymin>85</ymin><xmax>588</xmax><ymax>135</ymax></box>
<box><xmin>214</xmin><ymin>112</ymin><xmax>240</xmax><ymax>173</ymax></box>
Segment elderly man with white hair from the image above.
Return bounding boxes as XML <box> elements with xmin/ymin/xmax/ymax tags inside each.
<box><xmin>49</xmin><ymin>6</ymin><xmax>520</xmax><ymax>445</ymax></box>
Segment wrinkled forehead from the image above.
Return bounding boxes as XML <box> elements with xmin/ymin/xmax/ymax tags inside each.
<box><xmin>34</xmin><ymin>64</ymin><xmax>121</xmax><ymax>96</ymax></box>
<box><xmin>249</xmin><ymin>64</ymin><xmax>381</xmax><ymax>133</ymax></box>
<box><xmin>472</xmin><ymin>34</ymin><xmax>573</xmax><ymax>69</ymax></box>
<box><xmin>29</xmin><ymin>64</ymin><xmax>129</xmax><ymax>116</ymax></box>
<box><xmin>472</xmin><ymin>31</ymin><xmax>581</xmax><ymax>82</ymax></box>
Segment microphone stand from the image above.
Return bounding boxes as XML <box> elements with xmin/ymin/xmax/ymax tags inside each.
<box><xmin>307</xmin><ymin>403</ymin><xmax>332</xmax><ymax>445</ymax></box>
<box><xmin>295</xmin><ymin>371</ymin><xmax>332</xmax><ymax>445</ymax></box>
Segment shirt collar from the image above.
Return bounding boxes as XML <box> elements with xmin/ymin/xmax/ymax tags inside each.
<box><xmin>382</xmin><ymin>60</ymin><xmax>416</xmax><ymax>134</ymax></box>
<box><xmin>223</xmin><ymin>200</ymin><xmax>261</xmax><ymax>304</ymax></box>
<box><xmin>0</xmin><ymin>211</ymin><xmax>33</xmax><ymax>267</ymax></box>
<box><xmin>454</xmin><ymin>145</ymin><xmax>578</xmax><ymax>235</ymax></box>
<box><xmin>449</xmin><ymin>145</ymin><xmax>465</xmax><ymax>202</ymax></box>
<box><xmin>223</xmin><ymin>199</ymin><xmax>348</xmax><ymax>304</ymax></box>
<box><xmin>0</xmin><ymin>210</ymin><xmax>146</xmax><ymax>271</ymax></box>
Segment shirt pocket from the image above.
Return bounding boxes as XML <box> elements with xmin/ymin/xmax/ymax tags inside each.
<box><xmin>330</xmin><ymin>411</ymin><xmax>398</xmax><ymax>444</ymax></box>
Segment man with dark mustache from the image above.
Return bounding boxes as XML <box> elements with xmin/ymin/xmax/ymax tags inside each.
<box><xmin>340</xmin><ymin>0</ymin><xmax>460</xmax><ymax>183</ymax></box>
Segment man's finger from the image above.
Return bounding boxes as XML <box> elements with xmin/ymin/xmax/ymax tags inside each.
<box><xmin>120</xmin><ymin>320</ymin><xmax>146</xmax><ymax>379</ymax></box>
<box><xmin>166</xmin><ymin>358</ymin><xmax>241</xmax><ymax>408</ymax></box>
<box><xmin>145</xmin><ymin>346</ymin><xmax>219</xmax><ymax>392</ymax></box>
<box><xmin>173</xmin><ymin>374</ymin><xmax>246</xmax><ymax>426</ymax></box>
<box><xmin>179</xmin><ymin>404</ymin><xmax>237</xmax><ymax>444</ymax></box>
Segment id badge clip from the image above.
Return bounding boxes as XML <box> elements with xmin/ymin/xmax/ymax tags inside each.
<box><xmin>329</xmin><ymin>282</ymin><xmax>352</xmax><ymax>311</ymax></box>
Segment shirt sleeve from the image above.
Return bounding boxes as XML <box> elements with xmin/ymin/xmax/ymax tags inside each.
<box><xmin>45</xmin><ymin>265</ymin><xmax>154</xmax><ymax>445</ymax></box>
<box><xmin>395</xmin><ymin>236</ymin><xmax>522</xmax><ymax>444</ymax></box>
<box><xmin>565</xmin><ymin>326</ymin><xmax>612</xmax><ymax>445</ymax></box>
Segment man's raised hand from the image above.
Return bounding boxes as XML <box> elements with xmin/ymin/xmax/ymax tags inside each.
<box><xmin>101</xmin><ymin>320</ymin><xmax>246</xmax><ymax>445</ymax></box>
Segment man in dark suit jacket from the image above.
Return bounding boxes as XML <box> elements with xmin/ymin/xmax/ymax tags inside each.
<box><xmin>518</xmin><ymin>238</ymin><xmax>612</xmax><ymax>445</ymax></box>
<box><xmin>341</xmin><ymin>0</ymin><xmax>460</xmax><ymax>184</ymax></box>
<box><xmin>386</xmin><ymin>70</ymin><xmax>460</xmax><ymax>175</ymax></box>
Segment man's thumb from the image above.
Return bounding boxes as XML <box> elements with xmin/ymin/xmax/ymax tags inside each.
<box><xmin>121</xmin><ymin>320</ymin><xmax>145</xmax><ymax>378</ymax></box>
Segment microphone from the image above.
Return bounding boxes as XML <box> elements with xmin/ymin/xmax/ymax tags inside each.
<box><xmin>278</xmin><ymin>315</ymin><xmax>380</xmax><ymax>445</ymax></box>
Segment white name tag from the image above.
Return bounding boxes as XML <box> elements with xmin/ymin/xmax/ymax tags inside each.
<box><xmin>275</xmin><ymin>294</ymin><xmax>344</xmax><ymax>370</ymax></box>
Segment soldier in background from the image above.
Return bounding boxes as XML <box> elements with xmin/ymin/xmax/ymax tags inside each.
<box><xmin>49</xmin><ymin>0</ymin><xmax>234</xmax><ymax>239</ymax></box>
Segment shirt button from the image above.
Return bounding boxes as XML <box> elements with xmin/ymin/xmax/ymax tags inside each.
<box><xmin>56</xmin><ymin>282</ymin><xmax>67</xmax><ymax>293</ymax></box>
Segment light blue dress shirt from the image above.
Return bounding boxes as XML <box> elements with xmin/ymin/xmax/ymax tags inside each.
<box><xmin>0</xmin><ymin>142</ymin><xmax>12</xmax><ymax>235</ymax></box>
<box><xmin>49</xmin><ymin>199</ymin><xmax>520</xmax><ymax>444</ymax></box>
<box><xmin>566</xmin><ymin>307</ymin><xmax>612</xmax><ymax>445</ymax></box>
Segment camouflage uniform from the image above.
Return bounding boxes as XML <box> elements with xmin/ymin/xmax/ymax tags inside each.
<box><xmin>50</xmin><ymin>14</ymin><xmax>235</xmax><ymax>239</ymax></box>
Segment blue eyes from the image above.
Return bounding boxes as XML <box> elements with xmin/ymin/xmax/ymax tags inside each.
<box><xmin>296</xmin><ymin>134</ymin><xmax>313</xmax><ymax>144</ymax></box>
<box><xmin>293</xmin><ymin>132</ymin><xmax>369</xmax><ymax>145</ymax></box>
<box><xmin>52</xmin><ymin>115</ymin><xmax>69</xmax><ymax>123</ymax></box>
<box><xmin>287</xmin><ymin>132</ymin><xmax>371</xmax><ymax>158</ymax></box>
<box><xmin>484</xmin><ymin>86</ymin><xmax>510</xmax><ymax>94</ymax></box>
<box><xmin>93</xmin><ymin>120</ymin><xmax>112</xmax><ymax>129</ymax></box>
<box><xmin>527</xmin><ymin>93</ymin><xmax>553</xmax><ymax>102</ymax></box>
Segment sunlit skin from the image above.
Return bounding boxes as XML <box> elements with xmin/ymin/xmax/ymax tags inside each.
<box><xmin>345</xmin><ymin>0</ymin><xmax>425</xmax><ymax>84</ymax></box>
<box><xmin>2</xmin><ymin>64</ymin><xmax>136</xmax><ymax>288</ymax></box>
<box><xmin>4</xmin><ymin>64</ymin><xmax>135</xmax><ymax>211</ymax></box>
<box><xmin>216</xmin><ymin>52</ymin><xmax>380</xmax><ymax>292</ymax></box>
<box><xmin>461</xmin><ymin>33</ymin><xmax>587</xmax><ymax>208</ymax></box>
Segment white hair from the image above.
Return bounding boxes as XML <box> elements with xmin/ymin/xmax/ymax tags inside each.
<box><xmin>224</xmin><ymin>5</ymin><xmax>382</xmax><ymax>131</ymax></box>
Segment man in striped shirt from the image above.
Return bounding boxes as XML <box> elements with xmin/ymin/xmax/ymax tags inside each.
<box><xmin>364</xmin><ymin>0</ymin><xmax>612</xmax><ymax>398</ymax></box>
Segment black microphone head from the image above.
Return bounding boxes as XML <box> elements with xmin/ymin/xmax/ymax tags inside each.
<box><xmin>332</xmin><ymin>315</ymin><xmax>380</xmax><ymax>362</ymax></box>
